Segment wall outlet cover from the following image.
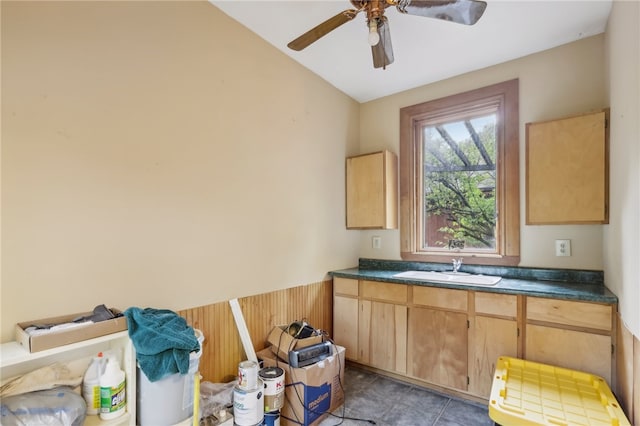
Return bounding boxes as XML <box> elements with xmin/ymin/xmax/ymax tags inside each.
<box><xmin>555</xmin><ymin>239</ymin><xmax>571</xmax><ymax>256</ymax></box>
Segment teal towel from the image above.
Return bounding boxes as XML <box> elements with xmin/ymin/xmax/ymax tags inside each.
<box><xmin>124</xmin><ymin>307</ymin><xmax>200</xmax><ymax>382</ymax></box>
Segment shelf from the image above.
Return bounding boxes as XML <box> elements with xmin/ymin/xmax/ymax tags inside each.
<box><xmin>1</xmin><ymin>330</ymin><xmax>136</xmax><ymax>426</ymax></box>
<box><xmin>1</xmin><ymin>331</ymin><xmax>130</xmax><ymax>367</ymax></box>
<box><xmin>85</xmin><ymin>412</ymin><xmax>132</xmax><ymax>426</ymax></box>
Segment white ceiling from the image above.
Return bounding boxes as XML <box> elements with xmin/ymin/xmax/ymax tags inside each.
<box><xmin>210</xmin><ymin>1</ymin><xmax>612</xmax><ymax>103</ymax></box>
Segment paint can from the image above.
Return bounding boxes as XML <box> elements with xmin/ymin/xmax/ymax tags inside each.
<box><xmin>232</xmin><ymin>379</ymin><xmax>264</xmax><ymax>426</ymax></box>
<box><xmin>263</xmin><ymin>410</ymin><xmax>280</xmax><ymax>426</ymax></box>
<box><xmin>238</xmin><ymin>360</ymin><xmax>259</xmax><ymax>390</ymax></box>
<box><xmin>259</xmin><ymin>367</ymin><xmax>285</xmax><ymax>412</ymax></box>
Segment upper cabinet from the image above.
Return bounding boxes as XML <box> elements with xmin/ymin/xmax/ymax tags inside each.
<box><xmin>526</xmin><ymin>109</ymin><xmax>609</xmax><ymax>224</ymax></box>
<box><xmin>346</xmin><ymin>150</ymin><xmax>398</xmax><ymax>229</ymax></box>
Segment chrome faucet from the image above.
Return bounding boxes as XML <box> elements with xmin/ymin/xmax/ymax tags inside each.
<box><xmin>452</xmin><ymin>258</ymin><xmax>463</xmax><ymax>273</ymax></box>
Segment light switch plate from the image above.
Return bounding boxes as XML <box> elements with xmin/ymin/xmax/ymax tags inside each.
<box><xmin>372</xmin><ymin>236</ymin><xmax>381</xmax><ymax>249</ymax></box>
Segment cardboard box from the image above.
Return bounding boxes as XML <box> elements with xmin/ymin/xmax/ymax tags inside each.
<box><xmin>16</xmin><ymin>309</ymin><xmax>127</xmax><ymax>353</ymax></box>
<box><xmin>267</xmin><ymin>324</ymin><xmax>324</xmax><ymax>362</ymax></box>
<box><xmin>257</xmin><ymin>345</ymin><xmax>345</xmax><ymax>426</ymax></box>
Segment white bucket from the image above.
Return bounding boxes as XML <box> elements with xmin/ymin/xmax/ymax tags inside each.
<box><xmin>137</xmin><ymin>329</ymin><xmax>204</xmax><ymax>426</ymax></box>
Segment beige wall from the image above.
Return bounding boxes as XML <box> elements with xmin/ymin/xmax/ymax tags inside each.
<box><xmin>358</xmin><ymin>35</ymin><xmax>607</xmax><ymax>271</ymax></box>
<box><xmin>604</xmin><ymin>0</ymin><xmax>640</xmax><ymax>337</ymax></box>
<box><xmin>0</xmin><ymin>1</ymin><xmax>361</xmax><ymax>342</ymax></box>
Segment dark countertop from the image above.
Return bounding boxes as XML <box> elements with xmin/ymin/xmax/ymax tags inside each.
<box><xmin>329</xmin><ymin>259</ymin><xmax>618</xmax><ymax>304</ymax></box>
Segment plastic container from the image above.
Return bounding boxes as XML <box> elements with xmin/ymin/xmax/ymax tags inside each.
<box><xmin>137</xmin><ymin>329</ymin><xmax>204</xmax><ymax>426</ymax></box>
<box><xmin>489</xmin><ymin>356</ymin><xmax>631</xmax><ymax>426</ymax></box>
<box><xmin>99</xmin><ymin>356</ymin><xmax>127</xmax><ymax>420</ymax></box>
<box><xmin>82</xmin><ymin>352</ymin><xmax>105</xmax><ymax>415</ymax></box>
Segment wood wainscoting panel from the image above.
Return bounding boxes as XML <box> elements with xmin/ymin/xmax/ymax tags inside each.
<box><xmin>178</xmin><ymin>280</ymin><xmax>332</xmax><ymax>383</ymax></box>
<box><xmin>616</xmin><ymin>312</ymin><xmax>634</xmax><ymax>420</ymax></box>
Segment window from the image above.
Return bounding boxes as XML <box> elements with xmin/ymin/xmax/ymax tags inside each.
<box><xmin>399</xmin><ymin>79</ymin><xmax>520</xmax><ymax>265</ymax></box>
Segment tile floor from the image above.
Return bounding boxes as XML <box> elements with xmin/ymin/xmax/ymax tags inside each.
<box><xmin>318</xmin><ymin>365</ymin><xmax>495</xmax><ymax>426</ymax></box>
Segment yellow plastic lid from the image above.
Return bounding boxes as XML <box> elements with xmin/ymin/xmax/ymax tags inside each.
<box><xmin>489</xmin><ymin>356</ymin><xmax>630</xmax><ymax>426</ymax></box>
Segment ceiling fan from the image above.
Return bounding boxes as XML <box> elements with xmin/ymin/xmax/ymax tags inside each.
<box><xmin>287</xmin><ymin>0</ymin><xmax>488</xmax><ymax>69</ymax></box>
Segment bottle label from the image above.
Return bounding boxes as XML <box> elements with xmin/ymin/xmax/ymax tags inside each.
<box><xmin>92</xmin><ymin>386</ymin><xmax>101</xmax><ymax>410</ymax></box>
<box><xmin>100</xmin><ymin>380</ymin><xmax>126</xmax><ymax>413</ymax></box>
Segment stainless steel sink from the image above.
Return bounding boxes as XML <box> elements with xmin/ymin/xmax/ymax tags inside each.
<box><xmin>392</xmin><ymin>270</ymin><xmax>502</xmax><ymax>286</ymax></box>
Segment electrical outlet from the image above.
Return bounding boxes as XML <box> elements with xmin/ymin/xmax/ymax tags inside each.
<box><xmin>372</xmin><ymin>236</ymin><xmax>381</xmax><ymax>249</ymax></box>
<box><xmin>555</xmin><ymin>239</ymin><xmax>571</xmax><ymax>256</ymax></box>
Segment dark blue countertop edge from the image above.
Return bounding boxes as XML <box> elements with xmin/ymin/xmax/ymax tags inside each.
<box><xmin>329</xmin><ymin>259</ymin><xmax>617</xmax><ymax>304</ymax></box>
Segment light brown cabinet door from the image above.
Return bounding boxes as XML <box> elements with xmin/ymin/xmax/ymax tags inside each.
<box><xmin>408</xmin><ymin>307</ymin><xmax>468</xmax><ymax>390</ymax></box>
<box><xmin>526</xmin><ymin>109</ymin><xmax>608</xmax><ymax>224</ymax></box>
<box><xmin>333</xmin><ymin>295</ymin><xmax>359</xmax><ymax>361</ymax></box>
<box><xmin>526</xmin><ymin>324</ymin><xmax>611</xmax><ymax>383</ymax></box>
<box><xmin>346</xmin><ymin>150</ymin><xmax>398</xmax><ymax>229</ymax></box>
<box><xmin>469</xmin><ymin>316</ymin><xmax>518</xmax><ymax>398</ymax></box>
<box><xmin>358</xmin><ymin>300</ymin><xmax>407</xmax><ymax>374</ymax></box>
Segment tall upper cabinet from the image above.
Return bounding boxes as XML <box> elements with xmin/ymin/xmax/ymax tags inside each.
<box><xmin>526</xmin><ymin>109</ymin><xmax>609</xmax><ymax>224</ymax></box>
<box><xmin>346</xmin><ymin>150</ymin><xmax>398</xmax><ymax>229</ymax></box>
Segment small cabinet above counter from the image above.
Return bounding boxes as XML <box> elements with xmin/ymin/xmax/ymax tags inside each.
<box><xmin>526</xmin><ymin>109</ymin><xmax>609</xmax><ymax>224</ymax></box>
<box><xmin>346</xmin><ymin>150</ymin><xmax>398</xmax><ymax>229</ymax></box>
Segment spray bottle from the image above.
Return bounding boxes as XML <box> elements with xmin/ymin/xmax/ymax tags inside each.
<box><xmin>99</xmin><ymin>356</ymin><xmax>126</xmax><ymax>420</ymax></box>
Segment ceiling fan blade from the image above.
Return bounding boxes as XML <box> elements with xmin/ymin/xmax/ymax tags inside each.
<box><xmin>371</xmin><ymin>16</ymin><xmax>394</xmax><ymax>69</ymax></box>
<box><xmin>395</xmin><ymin>0</ymin><xmax>487</xmax><ymax>25</ymax></box>
<box><xmin>288</xmin><ymin>9</ymin><xmax>360</xmax><ymax>51</ymax></box>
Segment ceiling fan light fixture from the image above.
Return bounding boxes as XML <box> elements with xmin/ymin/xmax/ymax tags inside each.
<box><xmin>287</xmin><ymin>0</ymin><xmax>488</xmax><ymax>68</ymax></box>
<box><xmin>367</xmin><ymin>19</ymin><xmax>380</xmax><ymax>46</ymax></box>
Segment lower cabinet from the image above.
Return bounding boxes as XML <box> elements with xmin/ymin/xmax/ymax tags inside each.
<box><xmin>359</xmin><ymin>300</ymin><xmax>407</xmax><ymax>374</ymax></box>
<box><xmin>408</xmin><ymin>306</ymin><xmax>468</xmax><ymax>390</ymax></box>
<box><xmin>333</xmin><ymin>295</ymin><xmax>359</xmax><ymax>361</ymax></box>
<box><xmin>525</xmin><ymin>296</ymin><xmax>613</xmax><ymax>383</ymax></box>
<box><xmin>333</xmin><ymin>277</ymin><xmax>360</xmax><ymax>361</ymax></box>
<box><xmin>357</xmin><ymin>280</ymin><xmax>408</xmax><ymax>374</ymax></box>
<box><xmin>332</xmin><ymin>278</ymin><xmax>615</xmax><ymax>400</ymax></box>
<box><xmin>408</xmin><ymin>286</ymin><xmax>469</xmax><ymax>391</ymax></box>
<box><xmin>526</xmin><ymin>325</ymin><xmax>611</xmax><ymax>382</ymax></box>
<box><xmin>470</xmin><ymin>316</ymin><xmax>518</xmax><ymax>397</ymax></box>
<box><xmin>469</xmin><ymin>292</ymin><xmax>519</xmax><ymax>398</ymax></box>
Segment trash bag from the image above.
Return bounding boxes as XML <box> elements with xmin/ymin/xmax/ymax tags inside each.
<box><xmin>0</xmin><ymin>386</ymin><xmax>87</xmax><ymax>426</ymax></box>
<box><xmin>199</xmin><ymin>381</ymin><xmax>235</xmax><ymax>424</ymax></box>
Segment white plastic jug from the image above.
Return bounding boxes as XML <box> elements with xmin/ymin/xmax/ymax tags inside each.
<box><xmin>82</xmin><ymin>352</ymin><xmax>105</xmax><ymax>415</ymax></box>
<box><xmin>100</xmin><ymin>356</ymin><xmax>126</xmax><ymax>420</ymax></box>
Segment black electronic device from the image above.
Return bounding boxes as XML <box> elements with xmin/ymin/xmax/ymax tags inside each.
<box><xmin>288</xmin><ymin>341</ymin><xmax>332</xmax><ymax>368</ymax></box>
<box><xmin>286</xmin><ymin>321</ymin><xmax>315</xmax><ymax>339</ymax></box>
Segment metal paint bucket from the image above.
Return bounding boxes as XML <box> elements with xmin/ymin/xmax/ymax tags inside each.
<box><xmin>259</xmin><ymin>367</ymin><xmax>285</xmax><ymax>412</ymax></box>
<box><xmin>238</xmin><ymin>360</ymin><xmax>259</xmax><ymax>391</ymax></box>
<box><xmin>263</xmin><ymin>410</ymin><xmax>280</xmax><ymax>426</ymax></box>
<box><xmin>232</xmin><ymin>379</ymin><xmax>264</xmax><ymax>426</ymax></box>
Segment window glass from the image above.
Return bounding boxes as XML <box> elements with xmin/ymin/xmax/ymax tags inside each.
<box><xmin>422</xmin><ymin>112</ymin><xmax>497</xmax><ymax>251</ymax></box>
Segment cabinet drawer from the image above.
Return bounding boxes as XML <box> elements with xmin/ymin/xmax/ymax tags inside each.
<box><xmin>334</xmin><ymin>277</ymin><xmax>359</xmax><ymax>296</ymax></box>
<box><xmin>413</xmin><ymin>286</ymin><xmax>467</xmax><ymax>311</ymax></box>
<box><xmin>360</xmin><ymin>281</ymin><xmax>407</xmax><ymax>304</ymax></box>
<box><xmin>475</xmin><ymin>292</ymin><xmax>517</xmax><ymax>318</ymax></box>
<box><xmin>526</xmin><ymin>297</ymin><xmax>612</xmax><ymax>331</ymax></box>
